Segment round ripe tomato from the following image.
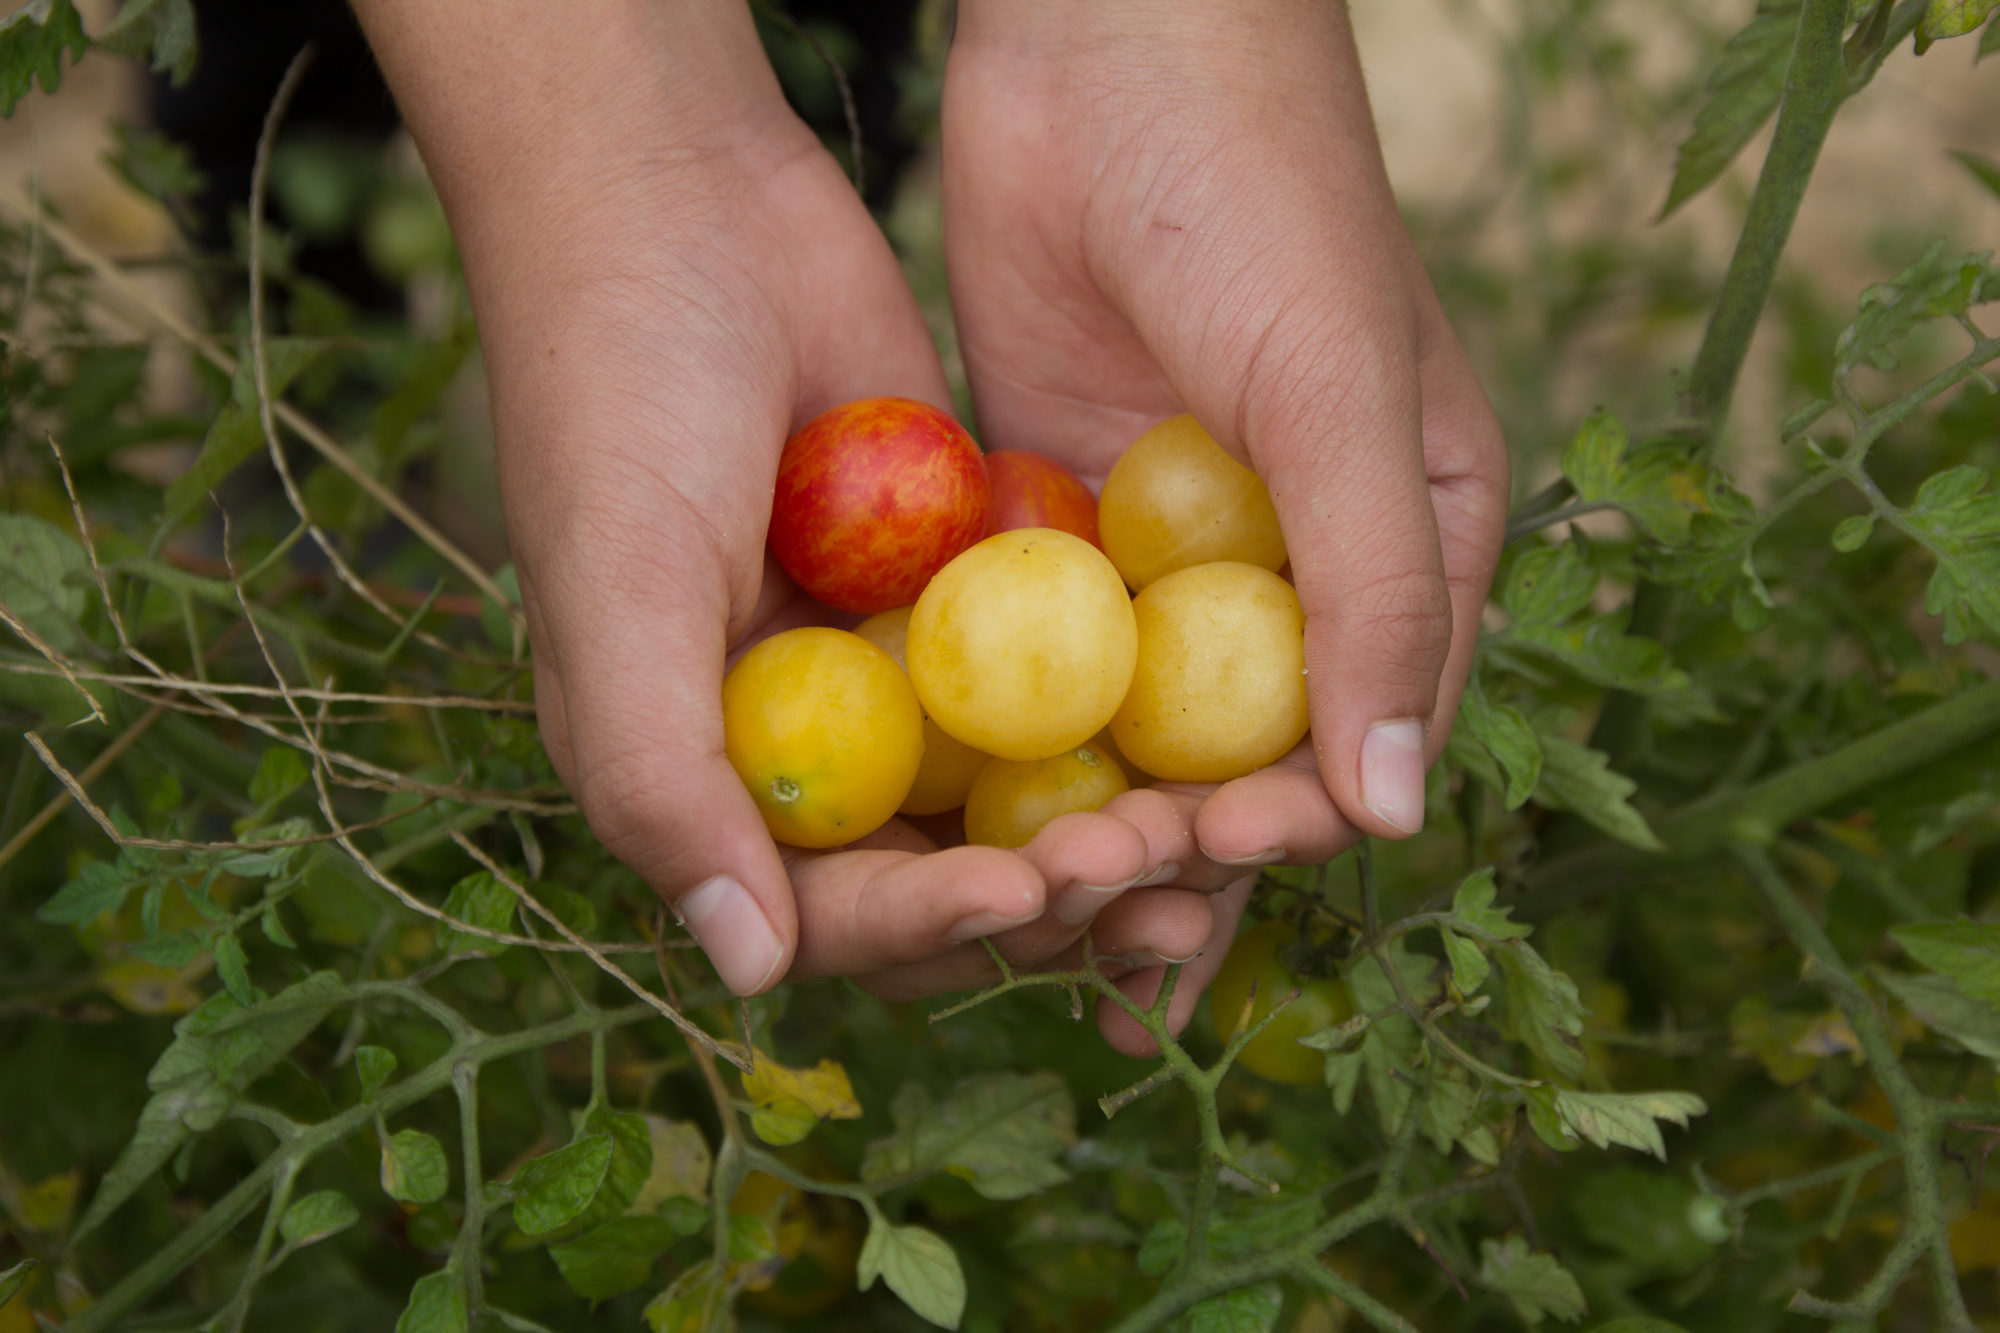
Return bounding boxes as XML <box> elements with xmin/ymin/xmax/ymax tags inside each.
<box><xmin>907</xmin><ymin>528</ymin><xmax>1137</xmax><ymax>761</ymax></box>
<box><xmin>1209</xmin><ymin>919</ymin><xmax>1352</xmax><ymax>1085</ymax></box>
<box><xmin>1088</xmin><ymin>726</ymin><xmax>1155</xmax><ymax>787</ymax></box>
<box><xmin>731</xmin><ymin>1171</ymin><xmax>861</xmax><ymax>1317</ymax></box>
<box><xmin>852</xmin><ymin>605</ymin><xmax>991</xmax><ymax>815</ymax></box>
<box><xmin>964</xmin><ymin>739</ymin><xmax>1131</xmax><ymax>848</ymax></box>
<box><xmin>721</xmin><ymin>627</ymin><xmax>924</xmax><ymax>848</ymax></box>
<box><xmin>1110</xmin><ymin>562</ymin><xmax>1308</xmax><ymax>783</ymax></box>
<box><xmin>1098</xmin><ymin>415</ymin><xmax>1287</xmax><ymax>590</ymax></box>
<box><xmin>984</xmin><ymin>449</ymin><xmax>1101</xmax><ymax>549</ymax></box>
<box><xmin>769</xmin><ymin>397</ymin><xmax>990</xmax><ymax>614</ymax></box>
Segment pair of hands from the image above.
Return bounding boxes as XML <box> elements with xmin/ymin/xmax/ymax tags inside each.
<box><xmin>356</xmin><ymin>0</ymin><xmax>1507</xmax><ymax>1055</ymax></box>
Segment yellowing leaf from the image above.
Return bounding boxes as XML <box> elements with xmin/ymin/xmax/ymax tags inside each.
<box><xmin>742</xmin><ymin>1053</ymin><xmax>860</xmax><ymax>1147</ymax></box>
<box><xmin>97</xmin><ymin>958</ymin><xmax>205</xmax><ymax>1015</ymax></box>
<box><xmin>0</xmin><ymin>1172</ymin><xmax>78</xmax><ymax>1236</ymax></box>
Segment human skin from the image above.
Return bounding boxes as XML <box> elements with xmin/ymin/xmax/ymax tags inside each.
<box><xmin>350</xmin><ymin>0</ymin><xmax>1508</xmax><ymax>1054</ymax></box>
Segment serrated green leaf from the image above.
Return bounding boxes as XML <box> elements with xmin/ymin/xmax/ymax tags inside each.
<box><xmin>355</xmin><ymin>1045</ymin><xmax>397</xmax><ymax>1098</ymax></box>
<box><xmin>97</xmin><ymin>0</ymin><xmax>197</xmax><ymax>84</ymax></box>
<box><xmin>0</xmin><ymin>511</ymin><xmax>92</xmax><ymax>654</ymax></box>
<box><xmin>258</xmin><ymin>904</ymin><xmax>297</xmax><ymax>950</ymax></box>
<box><xmin>548</xmin><ymin>1216</ymin><xmax>680</xmax><ymax>1300</ymax></box>
<box><xmin>1496</xmin><ymin>941</ymin><xmax>1588</xmax><ymax>1082</ymax></box>
<box><xmin>1443</xmin><ymin>928</ymin><xmax>1491</xmax><ymax>997</ymax></box>
<box><xmin>1892</xmin><ymin>920</ymin><xmax>2000</xmax><ymax>1002</ymax></box>
<box><xmin>38</xmin><ymin>861</ymin><xmax>132</xmax><ymax>925</ymax></box>
<box><xmin>0</xmin><ymin>0</ymin><xmax>87</xmax><ymax>116</ymax></box>
<box><xmin>1478</xmin><ymin>1234</ymin><xmax>1588</xmax><ymax>1325</ymax></box>
<box><xmin>1660</xmin><ymin>1</ymin><xmax>1800</xmax><ymax>218</ymax></box>
<box><xmin>1897</xmin><ymin>463</ymin><xmax>2000</xmax><ymax>644</ymax></box>
<box><xmin>279</xmin><ymin>1190</ymin><xmax>360</xmax><ymax>1247</ymax></box>
<box><xmin>1169</xmin><ymin>1281</ymin><xmax>1283</xmax><ymax>1332</ymax></box>
<box><xmin>1535</xmin><ymin>735</ymin><xmax>1664</xmax><ymax>851</ymax></box>
<box><xmin>394</xmin><ymin>1269</ymin><xmax>466</xmax><ymax>1333</ymax></box>
<box><xmin>1831</xmin><ymin>514</ymin><xmax>1876</xmax><ymax>552</ymax></box>
<box><xmin>1459</xmin><ymin>669</ymin><xmax>1542</xmax><ymax>808</ymax></box>
<box><xmin>249</xmin><ymin>744</ymin><xmax>310</xmax><ymax>807</ymax></box>
<box><xmin>1835</xmin><ymin>243</ymin><xmax>1997</xmax><ymax>375</ymax></box>
<box><xmin>859</xmin><ymin>1221</ymin><xmax>965</xmax><ymax>1330</ymax></box>
<box><xmin>1559</xmin><ymin>411</ymin><xmax>1715</xmax><ymax>544</ymax></box>
<box><xmin>642</xmin><ymin>1260</ymin><xmax>727</xmax><ymax>1333</ymax></box>
<box><xmin>862</xmin><ymin>1072</ymin><xmax>1074</xmax><ymax>1201</ymax></box>
<box><xmin>1923</xmin><ymin>0</ymin><xmax>1999</xmax><ymax>39</ymax></box>
<box><xmin>1422</xmin><ymin>1060</ymin><xmax>1484</xmax><ymax>1156</ymax></box>
<box><xmin>569</xmin><ymin>1107</ymin><xmax>650</xmax><ymax>1233</ymax></box>
<box><xmin>436</xmin><ymin>870</ymin><xmax>517</xmax><ymax>957</ymax></box>
<box><xmin>212</xmin><ymin>931</ymin><xmax>252</xmax><ymax>1006</ymax></box>
<box><xmin>1550</xmin><ymin>1089</ymin><xmax>1707</xmax><ymax>1159</ymax></box>
<box><xmin>511</xmin><ymin>1134</ymin><xmax>613</xmax><ymax>1237</ymax></box>
<box><xmin>1452</xmin><ymin>868</ymin><xmax>1533</xmax><ymax>940</ymax></box>
<box><xmin>381</xmin><ymin>1128</ymin><xmax>448</xmax><ymax>1204</ymax></box>
<box><xmin>1345</xmin><ymin>942</ymin><xmax>1431</xmax><ymax>1132</ymax></box>
<box><xmin>1879</xmin><ymin>969</ymin><xmax>2000</xmax><ymax>1058</ymax></box>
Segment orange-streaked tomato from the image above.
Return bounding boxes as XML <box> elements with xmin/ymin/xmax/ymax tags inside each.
<box><xmin>984</xmin><ymin>449</ymin><xmax>1101</xmax><ymax>549</ymax></box>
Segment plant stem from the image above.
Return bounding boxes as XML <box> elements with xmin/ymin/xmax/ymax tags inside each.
<box><xmin>451</xmin><ymin>1062</ymin><xmax>486</xmax><ymax>1317</ymax></box>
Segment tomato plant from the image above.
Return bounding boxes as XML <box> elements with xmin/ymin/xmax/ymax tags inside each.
<box><xmin>1209</xmin><ymin>920</ymin><xmax>1354</xmax><ymax>1086</ymax></box>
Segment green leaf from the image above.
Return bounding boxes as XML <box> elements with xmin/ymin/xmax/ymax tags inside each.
<box><xmin>105</xmin><ymin>121</ymin><xmax>204</xmax><ymax>221</ymax></box>
<box><xmin>1569</xmin><ymin>1169</ymin><xmax>1711</xmax><ymax>1275</ymax></box>
<box><xmin>1495</xmin><ymin>941</ymin><xmax>1588</xmax><ymax>1082</ymax></box>
<box><xmin>1587</xmin><ymin>1321</ymin><xmax>1691</xmax><ymax>1333</ymax></box>
<box><xmin>0</xmin><ymin>0</ymin><xmax>87</xmax><ymax>116</ymax></box>
<box><xmin>726</xmin><ymin>1212</ymin><xmax>778</xmax><ymax>1263</ymax></box>
<box><xmin>381</xmin><ymin>1128</ymin><xmax>449</xmax><ymax>1205</ymax></box>
<box><xmin>1879</xmin><ymin>970</ymin><xmax>2000</xmax><ymax>1058</ymax></box>
<box><xmin>212</xmin><ymin>931</ymin><xmax>253</xmax><ymax>1006</ymax></box>
<box><xmin>859</xmin><ymin>1221</ymin><xmax>966</xmax><ymax>1330</ymax></box>
<box><xmin>1982</xmin><ymin>8</ymin><xmax>2000</xmax><ymax>56</ymax></box>
<box><xmin>1452</xmin><ymin>869</ymin><xmax>1533</xmax><ymax>941</ymax></box>
<box><xmin>1955</xmin><ymin>150</ymin><xmax>2000</xmax><ymax>200</ymax></box>
<box><xmin>1498</xmin><ymin>541</ymin><xmax>1717</xmax><ymax>719</ymax></box>
<box><xmin>568</xmin><ymin>1106</ymin><xmax>651</xmax><ymax>1233</ymax></box>
<box><xmin>862</xmin><ymin>1072</ymin><xmax>1075</xmax><ymax>1201</ymax></box>
<box><xmin>1549</xmin><ymin>1089</ymin><xmax>1707</xmax><ymax>1159</ymax></box>
<box><xmin>1834</xmin><ymin>243</ymin><xmax>1998</xmax><ymax>375</ymax></box>
<box><xmin>1899</xmin><ymin>464</ymin><xmax>2000</xmax><ymax>644</ymax></box>
<box><xmin>1830</xmin><ymin>514</ymin><xmax>1875</xmax><ymax>553</ymax></box>
<box><xmin>279</xmin><ymin>1190</ymin><xmax>360</xmax><ymax>1247</ymax></box>
<box><xmin>1478</xmin><ymin>1234</ymin><xmax>1588</xmax><ymax>1325</ymax></box>
<box><xmin>96</xmin><ymin>0</ymin><xmax>197</xmax><ymax>84</ymax></box>
<box><xmin>511</xmin><ymin>1134</ymin><xmax>613</xmax><ymax>1237</ymax></box>
<box><xmin>1559</xmin><ymin>411</ymin><xmax>1716</xmax><ymax>545</ymax></box>
<box><xmin>548</xmin><ymin>1216</ymin><xmax>681</xmax><ymax>1301</ymax></box>
<box><xmin>394</xmin><ymin>1269</ymin><xmax>467</xmax><ymax>1333</ymax></box>
<box><xmin>0</xmin><ymin>511</ymin><xmax>92</xmax><ymax>654</ymax></box>
<box><xmin>38</xmin><ymin>861</ymin><xmax>131</xmax><ymax>925</ymax></box>
<box><xmin>1893</xmin><ymin>920</ymin><xmax>2000</xmax><ymax>1002</ymax></box>
<box><xmin>1169</xmin><ymin>1281</ymin><xmax>1283</xmax><ymax>1332</ymax></box>
<box><xmin>642</xmin><ymin>1260</ymin><xmax>727</xmax><ymax>1333</ymax></box>
<box><xmin>0</xmin><ymin>1258</ymin><xmax>38</xmax><ymax>1307</ymax></box>
<box><xmin>1660</xmin><ymin>1</ymin><xmax>1800</xmax><ymax>218</ymax></box>
<box><xmin>373</xmin><ymin>319</ymin><xmax>476</xmax><ymax>465</ymax></box>
<box><xmin>436</xmin><ymin>871</ymin><xmax>518</xmax><ymax>956</ymax></box>
<box><xmin>1534</xmin><ymin>735</ymin><xmax>1664</xmax><ymax>851</ymax></box>
<box><xmin>356</xmin><ymin>1045</ymin><xmax>398</xmax><ymax>1099</ymax></box>
<box><xmin>1923</xmin><ymin>0</ymin><xmax>2000</xmax><ymax>39</ymax></box>
<box><xmin>162</xmin><ymin>339</ymin><xmax>330</xmax><ymax>527</ymax></box>
<box><xmin>1423</xmin><ymin>1060</ymin><xmax>1485</xmax><ymax>1156</ymax></box>
<box><xmin>249</xmin><ymin>745</ymin><xmax>311</xmax><ymax>807</ymax></box>
<box><xmin>1458</xmin><ymin>669</ymin><xmax>1542</xmax><ymax>809</ymax></box>
<box><xmin>1344</xmin><ymin>941</ymin><xmax>1432</xmax><ymax>1131</ymax></box>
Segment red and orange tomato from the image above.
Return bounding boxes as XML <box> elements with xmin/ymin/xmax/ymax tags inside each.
<box><xmin>984</xmin><ymin>449</ymin><xmax>1101</xmax><ymax>549</ymax></box>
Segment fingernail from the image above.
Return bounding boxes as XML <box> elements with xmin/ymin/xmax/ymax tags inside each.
<box><xmin>680</xmin><ymin>875</ymin><xmax>784</xmax><ymax>995</ymax></box>
<box><xmin>947</xmin><ymin>908</ymin><xmax>1040</xmax><ymax>943</ymax></box>
<box><xmin>1361</xmin><ymin>719</ymin><xmax>1426</xmax><ymax>834</ymax></box>
<box><xmin>1104</xmin><ymin>947</ymin><xmax>1204</xmax><ymax>968</ymax></box>
<box><xmin>1202</xmin><ymin>845</ymin><xmax>1285</xmax><ymax>867</ymax></box>
<box><xmin>1054</xmin><ymin>862</ymin><xmax>1181</xmax><ymax>925</ymax></box>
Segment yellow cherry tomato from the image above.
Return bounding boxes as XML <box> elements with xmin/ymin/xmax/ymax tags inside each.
<box><xmin>1210</xmin><ymin>919</ymin><xmax>1352</xmax><ymax>1085</ymax></box>
<box><xmin>1098</xmin><ymin>414</ymin><xmax>1287</xmax><ymax>590</ymax></box>
<box><xmin>852</xmin><ymin>605</ymin><xmax>991</xmax><ymax>815</ymax></box>
<box><xmin>1089</xmin><ymin>726</ymin><xmax>1155</xmax><ymax>787</ymax></box>
<box><xmin>908</xmin><ymin>528</ymin><xmax>1138</xmax><ymax>761</ymax></box>
<box><xmin>721</xmin><ymin>627</ymin><xmax>923</xmax><ymax>848</ymax></box>
<box><xmin>731</xmin><ymin>1171</ymin><xmax>861</xmax><ymax>1317</ymax></box>
<box><xmin>963</xmin><ymin>739</ymin><xmax>1131</xmax><ymax>848</ymax></box>
<box><xmin>1110</xmin><ymin>562</ymin><xmax>1309</xmax><ymax>783</ymax></box>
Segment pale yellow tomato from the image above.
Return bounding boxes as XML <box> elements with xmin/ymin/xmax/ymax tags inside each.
<box><xmin>721</xmin><ymin>627</ymin><xmax>923</xmax><ymax>848</ymax></box>
<box><xmin>1110</xmin><ymin>562</ymin><xmax>1308</xmax><ymax>783</ymax></box>
<box><xmin>963</xmin><ymin>739</ymin><xmax>1131</xmax><ymax>849</ymax></box>
<box><xmin>908</xmin><ymin>528</ymin><xmax>1138</xmax><ymax>761</ymax></box>
<box><xmin>1211</xmin><ymin>921</ymin><xmax>1350</xmax><ymax>1084</ymax></box>
<box><xmin>1098</xmin><ymin>414</ymin><xmax>1287</xmax><ymax>590</ymax></box>
<box><xmin>1089</xmin><ymin>727</ymin><xmax>1155</xmax><ymax>787</ymax></box>
<box><xmin>852</xmin><ymin>605</ymin><xmax>991</xmax><ymax>814</ymax></box>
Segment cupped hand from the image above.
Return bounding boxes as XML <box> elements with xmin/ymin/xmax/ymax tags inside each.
<box><xmin>943</xmin><ymin>0</ymin><xmax>1510</xmax><ymax>1044</ymax></box>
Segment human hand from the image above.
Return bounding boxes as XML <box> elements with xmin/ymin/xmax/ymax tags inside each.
<box><xmin>356</xmin><ymin>0</ymin><xmax>1198</xmax><ymax>997</ymax></box>
<box><xmin>942</xmin><ymin>0</ymin><xmax>1510</xmax><ymax>1051</ymax></box>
